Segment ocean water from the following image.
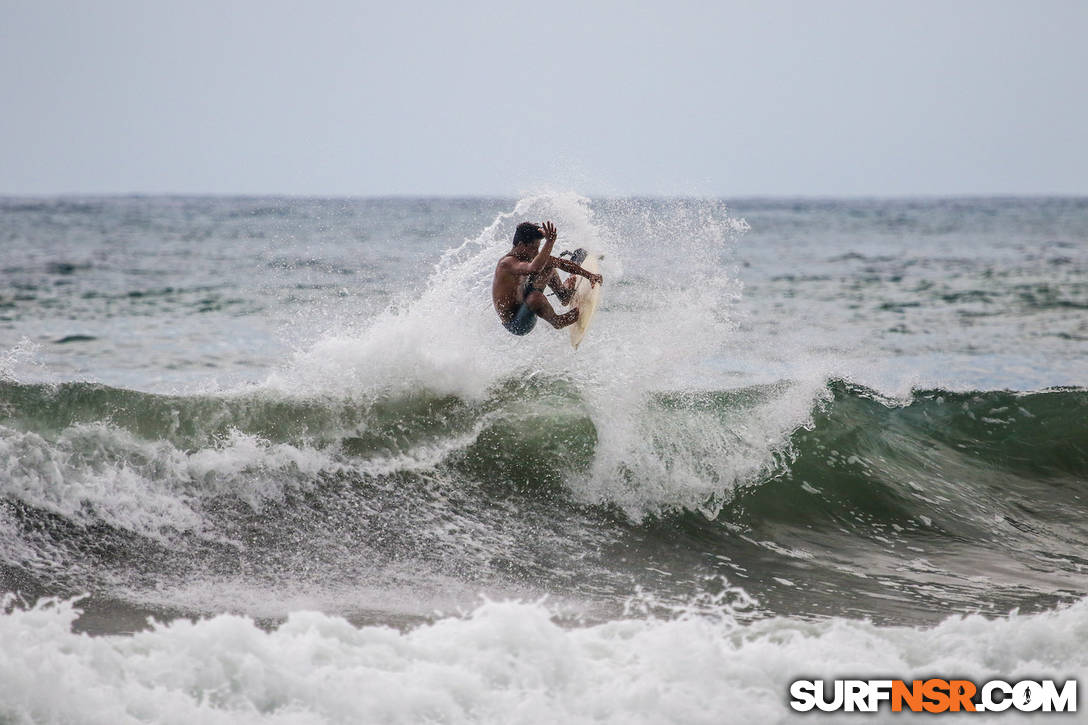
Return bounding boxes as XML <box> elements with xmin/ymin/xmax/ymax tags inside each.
<box><xmin>0</xmin><ymin>193</ymin><xmax>1086</xmax><ymax>723</ymax></box>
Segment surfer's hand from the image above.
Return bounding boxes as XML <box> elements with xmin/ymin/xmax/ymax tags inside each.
<box><xmin>590</xmin><ymin>273</ymin><xmax>603</xmax><ymax>287</ymax></box>
<box><xmin>541</xmin><ymin>221</ymin><xmax>558</xmax><ymax>244</ymax></box>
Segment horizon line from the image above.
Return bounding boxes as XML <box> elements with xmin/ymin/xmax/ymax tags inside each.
<box><xmin>2</xmin><ymin>191</ymin><xmax>1087</xmax><ymax>202</ymax></box>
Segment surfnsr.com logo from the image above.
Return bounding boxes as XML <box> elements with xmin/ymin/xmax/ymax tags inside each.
<box><xmin>789</xmin><ymin>679</ymin><xmax>1077</xmax><ymax>713</ymax></box>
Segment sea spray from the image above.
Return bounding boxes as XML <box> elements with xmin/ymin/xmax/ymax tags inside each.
<box><xmin>260</xmin><ymin>193</ymin><xmax>783</xmax><ymax>517</ymax></box>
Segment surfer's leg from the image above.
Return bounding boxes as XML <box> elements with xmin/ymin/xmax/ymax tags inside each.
<box><xmin>525</xmin><ymin>290</ymin><xmax>579</xmax><ymax>329</ymax></box>
<box><xmin>546</xmin><ymin>269</ymin><xmax>576</xmax><ymax>306</ymax></box>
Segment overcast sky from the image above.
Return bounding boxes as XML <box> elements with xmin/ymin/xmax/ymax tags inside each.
<box><xmin>2</xmin><ymin>0</ymin><xmax>1086</xmax><ymax>196</ymax></box>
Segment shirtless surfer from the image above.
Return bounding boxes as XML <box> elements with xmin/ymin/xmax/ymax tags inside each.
<box><xmin>492</xmin><ymin>221</ymin><xmax>602</xmax><ymax>336</ymax></box>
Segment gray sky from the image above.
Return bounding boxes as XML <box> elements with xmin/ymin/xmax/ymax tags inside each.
<box><xmin>2</xmin><ymin>0</ymin><xmax>1086</xmax><ymax>196</ymax></box>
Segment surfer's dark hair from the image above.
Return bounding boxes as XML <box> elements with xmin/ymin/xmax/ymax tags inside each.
<box><xmin>512</xmin><ymin>222</ymin><xmax>544</xmax><ymax>246</ymax></box>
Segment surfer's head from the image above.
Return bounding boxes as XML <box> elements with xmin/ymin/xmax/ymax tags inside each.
<box><xmin>512</xmin><ymin>222</ymin><xmax>544</xmax><ymax>247</ymax></box>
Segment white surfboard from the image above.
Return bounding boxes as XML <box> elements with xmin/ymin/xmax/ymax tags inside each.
<box><xmin>568</xmin><ymin>251</ymin><xmax>603</xmax><ymax>350</ymax></box>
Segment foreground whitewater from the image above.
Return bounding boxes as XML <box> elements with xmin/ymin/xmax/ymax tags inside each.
<box><xmin>3</xmin><ymin>593</ymin><xmax>1088</xmax><ymax>724</ymax></box>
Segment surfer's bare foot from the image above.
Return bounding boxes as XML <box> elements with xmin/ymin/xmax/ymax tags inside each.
<box><xmin>552</xmin><ymin>308</ymin><xmax>579</xmax><ymax>329</ymax></box>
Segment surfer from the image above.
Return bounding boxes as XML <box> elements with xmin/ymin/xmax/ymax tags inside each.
<box><xmin>492</xmin><ymin>221</ymin><xmax>602</xmax><ymax>336</ymax></box>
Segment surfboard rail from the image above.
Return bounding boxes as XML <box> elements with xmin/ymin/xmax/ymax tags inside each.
<box><xmin>568</xmin><ymin>251</ymin><xmax>603</xmax><ymax>349</ymax></box>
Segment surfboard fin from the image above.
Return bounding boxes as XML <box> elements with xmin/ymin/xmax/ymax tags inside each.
<box><xmin>560</xmin><ymin>248</ymin><xmax>588</xmax><ymax>265</ymax></box>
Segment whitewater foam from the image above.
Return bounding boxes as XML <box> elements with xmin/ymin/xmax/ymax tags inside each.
<box><xmin>2</xmin><ymin>593</ymin><xmax>1085</xmax><ymax>724</ymax></box>
<box><xmin>0</xmin><ymin>422</ymin><xmax>345</xmax><ymax>540</ymax></box>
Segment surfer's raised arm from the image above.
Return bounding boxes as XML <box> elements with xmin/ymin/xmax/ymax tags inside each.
<box><xmin>505</xmin><ymin>221</ymin><xmax>557</xmax><ymax>275</ymax></box>
<box><xmin>499</xmin><ymin>222</ymin><xmax>559</xmax><ymax>276</ymax></box>
<box><xmin>529</xmin><ymin>221</ymin><xmax>558</xmax><ymax>272</ymax></box>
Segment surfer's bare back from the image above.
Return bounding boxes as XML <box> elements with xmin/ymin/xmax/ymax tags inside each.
<box><xmin>492</xmin><ymin>221</ymin><xmax>602</xmax><ymax>336</ymax></box>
